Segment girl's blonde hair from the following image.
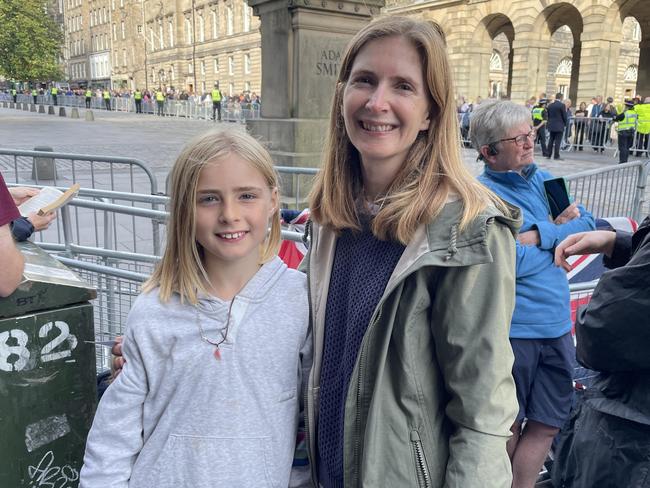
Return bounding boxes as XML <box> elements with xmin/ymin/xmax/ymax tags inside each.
<box><xmin>143</xmin><ymin>128</ymin><xmax>282</xmax><ymax>304</ymax></box>
<box><xmin>309</xmin><ymin>16</ymin><xmax>509</xmax><ymax>244</ymax></box>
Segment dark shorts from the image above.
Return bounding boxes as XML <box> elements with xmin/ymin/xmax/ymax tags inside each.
<box><xmin>510</xmin><ymin>332</ymin><xmax>575</xmax><ymax>429</ymax></box>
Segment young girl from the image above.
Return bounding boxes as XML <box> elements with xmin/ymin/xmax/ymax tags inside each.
<box><xmin>302</xmin><ymin>17</ymin><xmax>519</xmax><ymax>487</ymax></box>
<box><xmin>80</xmin><ymin>128</ymin><xmax>310</xmax><ymax>487</ymax></box>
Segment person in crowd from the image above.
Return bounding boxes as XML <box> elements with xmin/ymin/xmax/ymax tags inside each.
<box><xmin>0</xmin><ymin>173</ymin><xmax>25</xmax><ymax>297</ymax></box>
<box><xmin>301</xmin><ymin>17</ymin><xmax>519</xmax><ymax>487</ymax></box>
<box><xmin>51</xmin><ymin>86</ymin><xmax>59</xmax><ymax>106</ymax></box>
<box><xmin>613</xmin><ymin>100</ymin><xmax>638</xmax><ymax>164</ymax></box>
<box><xmin>211</xmin><ymin>82</ymin><xmax>223</xmax><ymax>121</ymax></box>
<box><xmin>155</xmin><ymin>88</ymin><xmax>165</xmax><ymax>116</ymax></box>
<box><xmin>470</xmin><ymin>99</ymin><xmax>595</xmax><ymax>488</ymax></box>
<box><xmin>563</xmin><ymin>98</ymin><xmax>573</xmax><ymax>147</ymax></box>
<box><xmin>80</xmin><ymin>128</ymin><xmax>310</xmax><ymax>487</ymax></box>
<box><xmin>633</xmin><ymin>96</ymin><xmax>650</xmax><ymax>156</ymax></box>
<box><xmin>32</xmin><ymin>87</ymin><xmax>38</xmax><ymax>104</ymax></box>
<box><xmin>103</xmin><ymin>89</ymin><xmax>111</xmax><ymax>111</ymax></box>
<box><xmin>594</xmin><ymin>102</ymin><xmax>616</xmax><ymax>152</ymax></box>
<box><xmin>546</xmin><ymin>92</ymin><xmax>568</xmax><ymax>160</ymax></box>
<box><xmin>85</xmin><ymin>88</ymin><xmax>92</xmax><ymax>108</ymax></box>
<box><xmin>7</xmin><ymin>187</ymin><xmax>56</xmax><ymax>241</ymax></box>
<box><xmin>573</xmin><ymin>101</ymin><xmax>589</xmax><ymax>150</ymax></box>
<box><xmin>133</xmin><ymin>88</ymin><xmax>143</xmax><ymax>113</ymax></box>
<box><xmin>552</xmin><ymin>216</ymin><xmax>650</xmax><ymax>488</ymax></box>
<box><xmin>11</xmin><ymin>87</ymin><xmax>17</xmax><ymax>103</ymax></box>
<box><xmin>532</xmin><ymin>98</ymin><xmax>549</xmax><ymax>157</ymax></box>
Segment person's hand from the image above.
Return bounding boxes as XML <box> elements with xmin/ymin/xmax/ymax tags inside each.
<box><xmin>111</xmin><ymin>336</ymin><xmax>125</xmax><ymax>380</ymax></box>
<box><xmin>554</xmin><ymin>203</ymin><xmax>580</xmax><ymax>224</ymax></box>
<box><xmin>517</xmin><ymin>229</ymin><xmax>540</xmax><ymax>246</ymax></box>
<box><xmin>554</xmin><ymin>231</ymin><xmax>617</xmax><ymax>271</ymax></box>
<box><xmin>27</xmin><ymin>211</ymin><xmax>56</xmax><ymax>232</ymax></box>
<box><xmin>8</xmin><ymin>187</ymin><xmax>39</xmax><ymax>206</ymax></box>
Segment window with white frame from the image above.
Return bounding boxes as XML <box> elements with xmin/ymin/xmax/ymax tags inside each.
<box><xmin>245</xmin><ymin>81</ymin><xmax>250</xmax><ymax>92</ymax></box>
<box><xmin>168</xmin><ymin>20</ymin><xmax>174</xmax><ymax>47</ymax></box>
<box><xmin>113</xmin><ymin>23</ymin><xmax>117</xmax><ymax>40</ymax></box>
<box><xmin>244</xmin><ymin>53</ymin><xmax>251</xmax><ymax>74</ymax></box>
<box><xmin>214</xmin><ymin>58</ymin><xmax>219</xmax><ymax>73</ymax></box>
<box><xmin>159</xmin><ymin>21</ymin><xmax>164</xmax><ymax>49</ymax></box>
<box><xmin>198</xmin><ymin>14</ymin><xmax>205</xmax><ymax>42</ymax></box>
<box><xmin>185</xmin><ymin>18</ymin><xmax>192</xmax><ymax>44</ymax></box>
<box><xmin>243</xmin><ymin>7</ymin><xmax>251</xmax><ymax>32</ymax></box>
<box><xmin>556</xmin><ymin>57</ymin><xmax>572</xmax><ymax>76</ymax></box>
<box><xmin>228</xmin><ymin>56</ymin><xmax>234</xmax><ymax>75</ymax></box>
<box><xmin>625</xmin><ymin>65</ymin><xmax>638</xmax><ymax>81</ymax></box>
<box><xmin>188</xmin><ymin>62</ymin><xmax>194</xmax><ymax>74</ymax></box>
<box><xmin>211</xmin><ymin>10</ymin><xmax>218</xmax><ymax>38</ymax></box>
<box><xmin>121</xmin><ymin>21</ymin><xmax>126</xmax><ymax>39</ymax></box>
<box><xmin>229</xmin><ymin>82</ymin><xmax>234</xmax><ymax>96</ymax></box>
<box><xmin>201</xmin><ymin>81</ymin><xmax>206</xmax><ymax>92</ymax></box>
<box><xmin>170</xmin><ymin>65</ymin><xmax>175</xmax><ymax>80</ymax></box>
<box><xmin>227</xmin><ymin>6</ymin><xmax>233</xmax><ymax>35</ymax></box>
<box><xmin>201</xmin><ymin>60</ymin><xmax>205</xmax><ymax>75</ymax></box>
<box><xmin>150</xmin><ymin>27</ymin><xmax>154</xmax><ymax>50</ymax></box>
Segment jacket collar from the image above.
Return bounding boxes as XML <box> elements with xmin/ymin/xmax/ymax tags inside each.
<box><xmin>482</xmin><ymin>163</ymin><xmax>538</xmax><ymax>187</ymax></box>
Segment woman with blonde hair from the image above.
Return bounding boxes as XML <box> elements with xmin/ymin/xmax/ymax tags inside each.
<box><xmin>301</xmin><ymin>16</ymin><xmax>520</xmax><ymax>487</ymax></box>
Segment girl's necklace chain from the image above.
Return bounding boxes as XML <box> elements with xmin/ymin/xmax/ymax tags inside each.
<box><xmin>195</xmin><ymin>296</ymin><xmax>236</xmax><ymax>360</ymax></box>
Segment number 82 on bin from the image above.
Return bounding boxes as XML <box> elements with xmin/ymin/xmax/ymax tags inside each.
<box><xmin>0</xmin><ymin>321</ymin><xmax>78</xmax><ymax>372</ymax></box>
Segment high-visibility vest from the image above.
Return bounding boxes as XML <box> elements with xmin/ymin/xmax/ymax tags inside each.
<box><xmin>211</xmin><ymin>89</ymin><xmax>222</xmax><ymax>102</ymax></box>
<box><xmin>633</xmin><ymin>103</ymin><xmax>650</xmax><ymax>135</ymax></box>
<box><xmin>32</xmin><ymin>89</ymin><xmax>37</xmax><ymax>96</ymax></box>
<box><xmin>85</xmin><ymin>90</ymin><xmax>92</xmax><ymax>98</ymax></box>
<box><xmin>156</xmin><ymin>91</ymin><xmax>164</xmax><ymax>102</ymax></box>
<box><xmin>51</xmin><ymin>87</ymin><xmax>58</xmax><ymax>95</ymax></box>
<box><xmin>103</xmin><ymin>91</ymin><xmax>110</xmax><ymax>99</ymax></box>
<box><xmin>134</xmin><ymin>90</ymin><xmax>142</xmax><ymax>100</ymax></box>
<box><xmin>11</xmin><ymin>89</ymin><xmax>16</xmax><ymax>96</ymax></box>
<box><xmin>532</xmin><ymin>107</ymin><xmax>544</xmax><ymax>121</ymax></box>
<box><xmin>617</xmin><ymin>110</ymin><xmax>638</xmax><ymax>131</ymax></box>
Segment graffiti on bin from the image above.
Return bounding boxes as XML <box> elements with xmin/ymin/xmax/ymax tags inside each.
<box><xmin>27</xmin><ymin>450</ymin><xmax>79</xmax><ymax>488</ymax></box>
<box><xmin>0</xmin><ymin>321</ymin><xmax>78</xmax><ymax>372</ymax></box>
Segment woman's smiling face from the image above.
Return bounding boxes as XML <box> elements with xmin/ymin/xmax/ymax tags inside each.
<box><xmin>343</xmin><ymin>35</ymin><xmax>430</xmax><ymax>187</ymax></box>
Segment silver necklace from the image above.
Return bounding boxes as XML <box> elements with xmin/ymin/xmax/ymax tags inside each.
<box><xmin>195</xmin><ymin>296</ymin><xmax>235</xmax><ymax>360</ymax></box>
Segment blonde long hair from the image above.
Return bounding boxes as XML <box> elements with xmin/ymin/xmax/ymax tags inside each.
<box><xmin>309</xmin><ymin>16</ymin><xmax>508</xmax><ymax>244</ymax></box>
<box><xmin>143</xmin><ymin>128</ymin><xmax>282</xmax><ymax>304</ymax></box>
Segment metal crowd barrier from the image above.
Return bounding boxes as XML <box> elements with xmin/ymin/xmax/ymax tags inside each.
<box><xmin>13</xmin><ymin>93</ymin><xmax>261</xmax><ymax>123</ymax></box>
<box><xmin>565</xmin><ymin>160</ymin><xmax>649</xmax><ymax>222</ymax></box>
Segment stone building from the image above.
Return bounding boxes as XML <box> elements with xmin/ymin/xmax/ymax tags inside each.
<box><xmin>61</xmin><ymin>0</ymin><xmax>261</xmax><ymax>96</ymax></box>
<box><xmin>384</xmin><ymin>0</ymin><xmax>648</xmax><ymax>104</ymax></box>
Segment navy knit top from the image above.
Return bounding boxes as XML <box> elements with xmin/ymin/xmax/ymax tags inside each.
<box><xmin>317</xmin><ymin>221</ymin><xmax>405</xmax><ymax>488</ymax></box>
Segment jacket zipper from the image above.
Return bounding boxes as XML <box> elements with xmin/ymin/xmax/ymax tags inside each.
<box><xmin>352</xmin><ymin>308</ymin><xmax>382</xmax><ymax>487</ymax></box>
<box><xmin>410</xmin><ymin>430</ymin><xmax>431</xmax><ymax>488</ymax></box>
<box><xmin>303</xmin><ymin>221</ymin><xmax>317</xmax><ymax>486</ymax></box>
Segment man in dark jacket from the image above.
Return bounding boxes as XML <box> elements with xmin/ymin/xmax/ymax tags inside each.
<box><xmin>552</xmin><ymin>216</ymin><xmax>650</xmax><ymax>488</ymax></box>
<box><xmin>546</xmin><ymin>93</ymin><xmax>568</xmax><ymax>160</ymax></box>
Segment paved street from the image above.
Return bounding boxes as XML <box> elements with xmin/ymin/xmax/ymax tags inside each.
<box><xmin>0</xmin><ymin>105</ymin><xmax>636</xmax><ymax>186</ymax></box>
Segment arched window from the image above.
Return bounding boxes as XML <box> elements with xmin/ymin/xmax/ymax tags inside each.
<box><xmin>490</xmin><ymin>51</ymin><xmax>502</xmax><ymax>72</ymax></box>
<box><xmin>556</xmin><ymin>57</ymin><xmax>572</xmax><ymax>76</ymax></box>
<box><xmin>624</xmin><ymin>65</ymin><xmax>638</xmax><ymax>82</ymax></box>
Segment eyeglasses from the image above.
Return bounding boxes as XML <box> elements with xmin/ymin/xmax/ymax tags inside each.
<box><xmin>497</xmin><ymin>130</ymin><xmax>536</xmax><ymax>146</ymax></box>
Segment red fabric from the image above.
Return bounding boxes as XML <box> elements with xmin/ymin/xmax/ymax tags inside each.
<box><xmin>0</xmin><ymin>173</ymin><xmax>19</xmax><ymax>226</ymax></box>
<box><xmin>279</xmin><ymin>240</ymin><xmax>305</xmax><ymax>269</ymax></box>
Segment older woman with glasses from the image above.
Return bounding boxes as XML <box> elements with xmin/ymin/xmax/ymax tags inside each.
<box><xmin>470</xmin><ymin>99</ymin><xmax>595</xmax><ymax>488</ymax></box>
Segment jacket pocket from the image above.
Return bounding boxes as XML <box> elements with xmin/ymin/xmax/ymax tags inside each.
<box><xmin>410</xmin><ymin>430</ymin><xmax>431</xmax><ymax>488</ymax></box>
<box><xmin>149</xmin><ymin>434</ymin><xmax>277</xmax><ymax>488</ymax></box>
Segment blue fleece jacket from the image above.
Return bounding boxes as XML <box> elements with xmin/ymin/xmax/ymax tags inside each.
<box><xmin>478</xmin><ymin>163</ymin><xmax>595</xmax><ymax>339</ymax></box>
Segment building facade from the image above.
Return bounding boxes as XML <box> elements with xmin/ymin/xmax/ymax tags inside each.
<box><xmin>61</xmin><ymin>0</ymin><xmax>261</xmax><ymax>97</ymax></box>
<box><xmin>384</xmin><ymin>0</ymin><xmax>649</xmax><ymax>104</ymax></box>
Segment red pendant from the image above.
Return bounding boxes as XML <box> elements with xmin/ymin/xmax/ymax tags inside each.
<box><xmin>214</xmin><ymin>348</ymin><xmax>222</xmax><ymax>360</ymax></box>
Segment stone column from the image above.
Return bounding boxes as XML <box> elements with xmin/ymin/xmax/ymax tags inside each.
<box><xmin>509</xmin><ymin>38</ymin><xmax>550</xmax><ymax>103</ymax></box>
<box><xmin>576</xmin><ymin>23</ymin><xmax>621</xmax><ymax>102</ymax></box>
<box><xmin>636</xmin><ymin>39</ymin><xmax>650</xmax><ymax>98</ymax></box>
<box><xmin>449</xmin><ymin>45</ymin><xmax>491</xmax><ymax>102</ymax></box>
<box><xmin>246</xmin><ymin>0</ymin><xmax>383</xmax><ymax>202</ymax></box>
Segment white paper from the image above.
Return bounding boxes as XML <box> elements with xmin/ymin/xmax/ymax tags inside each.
<box><xmin>18</xmin><ymin>187</ymin><xmax>64</xmax><ymax>217</ymax></box>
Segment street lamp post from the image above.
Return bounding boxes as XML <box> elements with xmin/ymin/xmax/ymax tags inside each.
<box><xmin>141</xmin><ymin>0</ymin><xmax>149</xmax><ymax>91</ymax></box>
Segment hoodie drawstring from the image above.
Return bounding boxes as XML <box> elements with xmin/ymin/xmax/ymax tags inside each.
<box><xmin>444</xmin><ymin>224</ymin><xmax>459</xmax><ymax>261</ymax></box>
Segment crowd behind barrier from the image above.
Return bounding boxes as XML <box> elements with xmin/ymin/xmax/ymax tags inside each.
<box><xmin>4</xmin><ymin>89</ymin><xmax>261</xmax><ymax>123</ymax></box>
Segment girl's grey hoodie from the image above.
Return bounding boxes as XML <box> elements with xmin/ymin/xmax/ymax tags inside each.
<box><xmin>80</xmin><ymin>257</ymin><xmax>310</xmax><ymax>488</ymax></box>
